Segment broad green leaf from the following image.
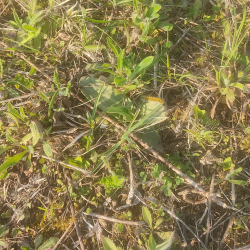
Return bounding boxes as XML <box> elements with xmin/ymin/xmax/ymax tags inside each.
<box><xmin>146</xmin><ymin>4</ymin><xmax>161</xmax><ymax>19</ymax></box>
<box><xmin>84</xmin><ymin>45</ymin><xmax>106</xmax><ymax>52</ymax></box>
<box><xmin>37</xmin><ymin>237</ymin><xmax>58</xmax><ymax>250</ymax></box>
<box><xmin>103</xmin><ymin>237</ymin><xmax>118</xmax><ymax>250</ymax></box>
<box><xmin>107</xmin><ymin>106</ymin><xmax>133</xmax><ymax>121</ymax></box>
<box><xmin>34</xmin><ymin>233</ymin><xmax>43</xmax><ymax>249</ymax></box>
<box><xmin>136</xmin><ymin>130</ymin><xmax>162</xmax><ymax>152</ymax></box>
<box><xmin>149</xmin><ymin>234</ymin><xmax>156</xmax><ymax>250</ymax></box>
<box><xmin>43</xmin><ymin>141</ymin><xmax>53</xmax><ymax>157</ymax></box>
<box><xmin>79</xmin><ymin>76</ymin><xmax>132</xmax><ymax>113</ymax></box>
<box><xmin>142</xmin><ymin>206</ymin><xmax>152</xmax><ymax>229</ymax></box>
<box><xmin>0</xmin><ymin>150</ymin><xmax>28</xmax><ymax>174</ymax></box>
<box><xmin>0</xmin><ymin>240</ymin><xmax>5</xmax><ymax>246</ymax></box>
<box><xmin>140</xmin><ymin>99</ymin><xmax>167</xmax><ymax>127</ymax></box>
<box><xmin>30</xmin><ymin>121</ymin><xmax>41</xmax><ymax>146</ymax></box>
<box><xmin>158</xmin><ymin>22</ymin><xmax>173</xmax><ymax>32</ymax></box>
<box><xmin>156</xmin><ymin>231</ymin><xmax>174</xmax><ymax>250</ymax></box>
<box><xmin>114</xmin><ymin>76</ymin><xmax>127</xmax><ymax>87</ymax></box>
<box><xmin>138</xmin><ymin>35</ymin><xmax>157</xmax><ymax>45</ymax></box>
<box><xmin>228</xmin><ymin>179</ymin><xmax>247</xmax><ymax>186</ymax></box>
<box><xmin>129</xmin><ymin>56</ymin><xmax>154</xmax><ymax>81</ymax></box>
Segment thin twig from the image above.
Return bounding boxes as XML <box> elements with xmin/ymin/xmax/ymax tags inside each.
<box><xmin>52</xmin><ymin>221</ymin><xmax>75</xmax><ymax>250</ymax></box>
<box><xmin>126</xmin><ymin>152</ymin><xmax>135</xmax><ymax>205</ymax></box>
<box><xmin>82</xmin><ymin>212</ymin><xmax>144</xmax><ymax>226</ymax></box>
<box><xmin>0</xmin><ymin>91</ymin><xmax>38</xmax><ymax>104</ymax></box>
<box><xmin>16</xmin><ymin>53</ymin><xmax>53</xmax><ymax>82</ymax></box>
<box><xmin>205</xmin><ymin>175</ymin><xmax>215</xmax><ymax>246</ymax></box>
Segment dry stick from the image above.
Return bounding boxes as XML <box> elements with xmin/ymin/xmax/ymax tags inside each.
<box><xmin>126</xmin><ymin>152</ymin><xmax>135</xmax><ymax>205</ymax></box>
<box><xmin>0</xmin><ymin>91</ymin><xmax>38</xmax><ymax>104</ymax></box>
<box><xmin>220</xmin><ymin>213</ymin><xmax>235</xmax><ymax>249</ymax></box>
<box><xmin>73</xmin><ymin>94</ymin><xmax>249</xmax><ymax>215</ymax></box>
<box><xmin>205</xmin><ymin>175</ymin><xmax>215</xmax><ymax>246</ymax></box>
<box><xmin>82</xmin><ymin>212</ymin><xmax>144</xmax><ymax>226</ymax></box>
<box><xmin>52</xmin><ymin>221</ymin><xmax>75</xmax><ymax>250</ymax></box>
<box><xmin>16</xmin><ymin>53</ymin><xmax>54</xmax><ymax>82</ymax></box>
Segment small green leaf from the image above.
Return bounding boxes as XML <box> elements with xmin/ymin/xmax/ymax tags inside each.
<box><xmin>114</xmin><ymin>76</ymin><xmax>127</xmax><ymax>87</ymax></box>
<box><xmin>226</xmin><ymin>89</ymin><xmax>235</xmax><ymax>102</ymax></box>
<box><xmin>48</xmin><ymin>89</ymin><xmax>59</xmax><ymax>117</ymax></box>
<box><xmin>226</xmin><ymin>167</ymin><xmax>242</xmax><ymax>180</ymax></box>
<box><xmin>53</xmin><ymin>69</ymin><xmax>60</xmax><ymax>88</ymax></box>
<box><xmin>149</xmin><ymin>234</ymin><xmax>156</xmax><ymax>250</ymax></box>
<box><xmin>34</xmin><ymin>233</ymin><xmax>43</xmax><ymax>249</ymax></box>
<box><xmin>0</xmin><ymin>150</ymin><xmax>28</xmax><ymax>174</ymax></box>
<box><xmin>39</xmin><ymin>91</ymin><xmax>50</xmax><ymax>103</ymax></box>
<box><xmin>22</xmin><ymin>24</ymin><xmax>36</xmax><ymax>32</ymax></box>
<box><xmin>43</xmin><ymin>141</ymin><xmax>53</xmax><ymax>157</ymax></box>
<box><xmin>231</xmin><ymin>82</ymin><xmax>246</xmax><ymax>92</ymax></box>
<box><xmin>37</xmin><ymin>237</ymin><xmax>58</xmax><ymax>250</ymax></box>
<box><xmin>13</xmin><ymin>11</ymin><xmax>22</xmax><ymax>28</ymax></box>
<box><xmin>142</xmin><ymin>206</ymin><xmax>152</xmax><ymax>229</ymax></box>
<box><xmin>117</xmin><ymin>49</ymin><xmax>124</xmax><ymax>75</ymax></box>
<box><xmin>8</xmin><ymin>103</ymin><xmax>25</xmax><ymax>122</ymax></box>
<box><xmin>228</xmin><ymin>179</ymin><xmax>247</xmax><ymax>186</ymax></box>
<box><xmin>30</xmin><ymin>121</ymin><xmax>41</xmax><ymax>146</ymax></box>
<box><xmin>154</xmin><ymin>218</ymin><xmax>164</xmax><ymax>229</ymax></box>
<box><xmin>129</xmin><ymin>56</ymin><xmax>154</xmax><ymax>81</ymax></box>
<box><xmin>0</xmin><ymin>225</ymin><xmax>7</xmax><ymax>237</ymax></box>
<box><xmin>103</xmin><ymin>237</ymin><xmax>118</xmax><ymax>250</ymax></box>
<box><xmin>20</xmin><ymin>133</ymin><xmax>33</xmax><ymax>144</ymax></box>
<box><xmin>158</xmin><ymin>22</ymin><xmax>173</xmax><ymax>32</ymax></box>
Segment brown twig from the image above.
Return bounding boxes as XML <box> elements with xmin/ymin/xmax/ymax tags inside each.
<box><xmin>126</xmin><ymin>152</ymin><xmax>135</xmax><ymax>205</ymax></box>
<box><xmin>16</xmin><ymin>53</ymin><xmax>53</xmax><ymax>82</ymax></box>
<box><xmin>0</xmin><ymin>91</ymin><xmax>38</xmax><ymax>104</ymax></box>
<box><xmin>205</xmin><ymin>175</ymin><xmax>215</xmax><ymax>246</ymax></box>
<box><xmin>82</xmin><ymin>212</ymin><xmax>144</xmax><ymax>226</ymax></box>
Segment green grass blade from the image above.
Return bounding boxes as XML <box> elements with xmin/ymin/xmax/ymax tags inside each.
<box><xmin>0</xmin><ymin>150</ymin><xmax>28</xmax><ymax>174</ymax></box>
